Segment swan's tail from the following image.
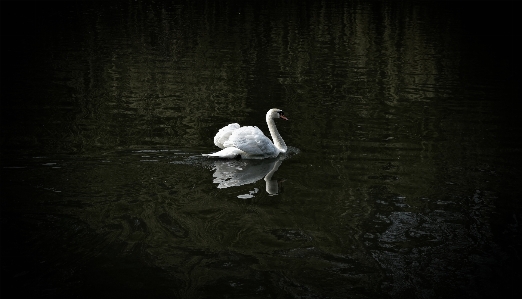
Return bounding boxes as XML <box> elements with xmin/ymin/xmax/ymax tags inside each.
<box><xmin>203</xmin><ymin>147</ymin><xmax>244</xmax><ymax>159</ymax></box>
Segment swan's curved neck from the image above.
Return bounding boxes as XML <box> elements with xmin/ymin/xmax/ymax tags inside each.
<box><xmin>266</xmin><ymin>115</ymin><xmax>287</xmax><ymax>153</ymax></box>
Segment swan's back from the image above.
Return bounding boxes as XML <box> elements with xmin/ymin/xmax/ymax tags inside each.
<box><xmin>214</xmin><ymin>123</ymin><xmax>240</xmax><ymax>149</ymax></box>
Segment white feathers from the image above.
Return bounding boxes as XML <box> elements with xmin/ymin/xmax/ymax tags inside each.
<box><xmin>223</xmin><ymin>126</ymin><xmax>278</xmax><ymax>157</ymax></box>
<box><xmin>203</xmin><ymin>109</ymin><xmax>288</xmax><ymax>159</ymax></box>
<box><xmin>203</xmin><ymin>147</ymin><xmax>245</xmax><ymax>159</ymax></box>
<box><xmin>214</xmin><ymin>123</ymin><xmax>240</xmax><ymax>149</ymax></box>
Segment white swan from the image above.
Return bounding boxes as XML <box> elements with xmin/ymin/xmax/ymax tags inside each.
<box><xmin>203</xmin><ymin>108</ymin><xmax>288</xmax><ymax>159</ymax></box>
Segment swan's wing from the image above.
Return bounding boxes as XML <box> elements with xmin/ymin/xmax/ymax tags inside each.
<box><xmin>223</xmin><ymin>126</ymin><xmax>278</xmax><ymax>157</ymax></box>
<box><xmin>214</xmin><ymin>123</ymin><xmax>240</xmax><ymax>149</ymax></box>
<box><xmin>202</xmin><ymin>147</ymin><xmax>245</xmax><ymax>159</ymax></box>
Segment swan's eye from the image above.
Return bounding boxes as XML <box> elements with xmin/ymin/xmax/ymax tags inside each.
<box><xmin>277</xmin><ymin>110</ymin><xmax>289</xmax><ymax>120</ymax></box>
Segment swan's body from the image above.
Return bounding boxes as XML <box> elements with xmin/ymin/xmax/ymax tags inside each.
<box><xmin>203</xmin><ymin>109</ymin><xmax>288</xmax><ymax>159</ymax></box>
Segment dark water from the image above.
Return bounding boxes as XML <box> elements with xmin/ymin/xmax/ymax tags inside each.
<box><xmin>1</xmin><ymin>1</ymin><xmax>520</xmax><ymax>298</ymax></box>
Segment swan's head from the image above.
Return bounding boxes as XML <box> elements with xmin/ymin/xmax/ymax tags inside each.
<box><xmin>267</xmin><ymin>108</ymin><xmax>288</xmax><ymax>120</ymax></box>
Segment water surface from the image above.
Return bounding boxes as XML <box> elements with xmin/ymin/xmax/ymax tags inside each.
<box><xmin>1</xmin><ymin>1</ymin><xmax>519</xmax><ymax>298</ymax></box>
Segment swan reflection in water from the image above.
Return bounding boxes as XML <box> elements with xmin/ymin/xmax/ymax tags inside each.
<box><xmin>210</xmin><ymin>156</ymin><xmax>285</xmax><ymax>197</ymax></box>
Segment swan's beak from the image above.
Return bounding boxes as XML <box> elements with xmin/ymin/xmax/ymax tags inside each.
<box><xmin>280</xmin><ymin>115</ymin><xmax>288</xmax><ymax>120</ymax></box>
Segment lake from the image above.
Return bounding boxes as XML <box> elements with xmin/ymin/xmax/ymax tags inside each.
<box><xmin>0</xmin><ymin>1</ymin><xmax>520</xmax><ymax>298</ymax></box>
